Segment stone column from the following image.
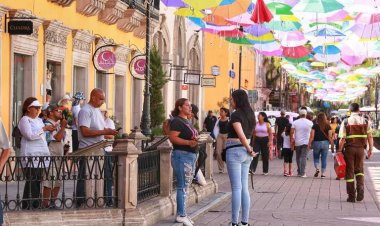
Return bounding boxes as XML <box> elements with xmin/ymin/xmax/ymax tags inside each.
<box><xmin>112</xmin><ymin>139</ymin><xmax>141</xmax><ymax>209</ymax></box>
<box><xmin>157</xmin><ymin>138</ymin><xmax>172</xmax><ymax>197</ymax></box>
<box><xmin>203</xmin><ymin>134</ymin><xmax>214</xmax><ymax>180</ymax></box>
<box><xmin>128</xmin><ymin>127</ymin><xmax>149</xmax><ymax>151</ymax></box>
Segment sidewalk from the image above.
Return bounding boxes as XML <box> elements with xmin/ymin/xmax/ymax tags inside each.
<box><xmin>193</xmin><ymin>151</ymin><xmax>380</xmax><ymax>226</ymax></box>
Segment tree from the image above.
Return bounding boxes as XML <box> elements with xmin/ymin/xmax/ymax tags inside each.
<box><xmin>150</xmin><ymin>46</ymin><xmax>168</xmax><ymax>128</ymax></box>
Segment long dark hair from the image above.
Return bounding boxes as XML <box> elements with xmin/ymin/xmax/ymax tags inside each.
<box><xmin>285</xmin><ymin>123</ymin><xmax>292</xmax><ymax>136</ymax></box>
<box><xmin>22</xmin><ymin>97</ymin><xmax>38</xmax><ymax>116</ymax></box>
<box><xmin>231</xmin><ymin>90</ymin><xmax>255</xmax><ymax>126</ymax></box>
<box><xmin>220</xmin><ymin>107</ymin><xmax>229</xmax><ymax>117</ymax></box>
<box><xmin>258</xmin><ymin>112</ymin><xmax>270</xmax><ymax>125</ymax></box>
<box><xmin>171</xmin><ymin>98</ymin><xmax>188</xmax><ymax>117</ymax></box>
<box><xmin>317</xmin><ymin>112</ymin><xmax>330</xmax><ymax>132</ymax></box>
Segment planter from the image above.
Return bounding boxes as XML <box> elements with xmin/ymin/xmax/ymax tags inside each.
<box><xmin>373</xmin><ymin>137</ymin><xmax>380</xmax><ymax>150</ymax></box>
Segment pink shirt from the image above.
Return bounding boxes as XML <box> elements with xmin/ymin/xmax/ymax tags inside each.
<box><xmin>255</xmin><ymin>122</ymin><xmax>269</xmax><ymax>137</ymax></box>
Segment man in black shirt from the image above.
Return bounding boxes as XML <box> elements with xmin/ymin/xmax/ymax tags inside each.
<box><xmin>203</xmin><ymin>110</ymin><xmax>217</xmax><ymax>138</ymax></box>
<box><xmin>275</xmin><ymin>111</ymin><xmax>289</xmax><ymax>159</ymax></box>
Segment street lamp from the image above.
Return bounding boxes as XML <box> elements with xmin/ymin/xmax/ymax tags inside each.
<box><xmin>140</xmin><ymin>0</ymin><xmax>154</xmax><ymax>136</ymax></box>
<box><xmin>238</xmin><ymin>26</ymin><xmax>243</xmax><ymax>89</ymax></box>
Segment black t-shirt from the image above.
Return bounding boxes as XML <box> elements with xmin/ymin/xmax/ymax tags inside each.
<box><xmin>312</xmin><ymin>124</ymin><xmax>331</xmax><ymax>141</ymax></box>
<box><xmin>170</xmin><ymin>116</ymin><xmax>198</xmax><ymax>153</ymax></box>
<box><xmin>275</xmin><ymin>117</ymin><xmax>289</xmax><ymax>134</ymax></box>
<box><xmin>219</xmin><ymin>120</ymin><xmax>229</xmax><ymax>134</ymax></box>
<box><xmin>227</xmin><ymin>109</ymin><xmax>255</xmax><ymax>139</ymax></box>
<box><xmin>204</xmin><ymin>116</ymin><xmax>217</xmax><ymax>132</ymax></box>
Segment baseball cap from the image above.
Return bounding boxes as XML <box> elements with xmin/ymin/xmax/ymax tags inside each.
<box><xmin>47</xmin><ymin>103</ymin><xmax>64</xmax><ymax>111</ymax></box>
<box><xmin>28</xmin><ymin>100</ymin><xmax>42</xmax><ymax>108</ymax></box>
<box><xmin>191</xmin><ymin>104</ymin><xmax>199</xmax><ymax>120</ymax></box>
<box><xmin>299</xmin><ymin>109</ymin><xmax>307</xmax><ymax>115</ymax></box>
<box><xmin>73</xmin><ymin>92</ymin><xmax>85</xmax><ymax>100</ymax></box>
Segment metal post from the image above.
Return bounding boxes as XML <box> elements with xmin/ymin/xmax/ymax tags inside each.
<box><xmin>238</xmin><ymin>45</ymin><xmax>242</xmax><ymax>89</ymax></box>
<box><xmin>140</xmin><ymin>0</ymin><xmax>152</xmax><ymax>136</ymax></box>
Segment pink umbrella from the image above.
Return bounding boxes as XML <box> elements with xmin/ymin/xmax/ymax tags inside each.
<box><xmin>356</xmin><ymin>13</ymin><xmax>380</xmax><ymax>24</ymax></box>
<box><xmin>227</xmin><ymin>12</ymin><xmax>255</xmax><ymax>26</ymax></box>
<box><xmin>340</xmin><ymin>43</ymin><xmax>366</xmax><ymax>66</ymax></box>
<box><xmin>217</xmin><ymin>29</ymin><xmax>245</xmax><ymax>37</ymax></box>
<box><xmin>280</xmin><ymin>31</ymin><xmax>307</xmax><ymax>47</ymax></box>
<box><xmin>283</xmin><ymin>46</ymin><xmax>310</xmax><ymax>58</ymax></box>
<box><xmin>256</xmin><ymin>48</ymin><xmax>283</xmax><ymax>56</ymax></box>
<box><xmin>351</xmin><ymin>23</ymin><xmax>380</xmax><ymax>39</ymax></box>
<box><xmin>354</xmin><ymin>0</ymin><xmax>380</xmax><ymax>7</ymax></box>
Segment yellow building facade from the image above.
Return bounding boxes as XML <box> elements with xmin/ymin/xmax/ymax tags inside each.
<box><xmin>0</xmin><ymin>0</ymin><xmax>159</xmax><ymax>138</ymax></box>
<box><xmin>203</xmin><ymin>33</ymin><xmax>256</xmax><ymax>112</ymax></box>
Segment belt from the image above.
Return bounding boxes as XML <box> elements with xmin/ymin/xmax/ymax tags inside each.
<box><xmin>346</xmin><ymin>135</ymin><xmax>367</xmax><ymax>139</ymax></box>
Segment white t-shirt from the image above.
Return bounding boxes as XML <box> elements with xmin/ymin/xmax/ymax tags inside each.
<box><xmin>78</xmin><ymin>103</ymin><xmax>105</xmax><ymax>149</ymax></box>
<box><xmin>0</xmin><ymin>118</ymin><xmax>10</xmax><ymax>149</ymax></box>
<box><xmin>104</xmin><ymin>117</ymin><xmax>115</xmax><ymax>152</ymax></box>
<box><xmin>71</xmin><ymin>104</ymin><xmax>81</xmax><ymax>130</ymax></box>
<box><xmin>291</xmin><ymin>118</ymin><xmax>313</xmax><ymax>146</ymax></box>
<box><xmin>281</xmin><ymin>132</ymin><xmax>291</xmax><ymax>149</ymax></box>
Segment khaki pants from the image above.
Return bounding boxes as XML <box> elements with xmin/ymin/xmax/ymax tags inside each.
<box><xmin>215</xmin><ymin>133</ymin><xmax>228</xmax><ymax>172</ymax></box>
<box><xmin>43</xmin><ymin>141</ymin><xmax>64</xmax><ymax>188</ymax></box>
<box><xmin>344</xmin><ymin>146</ymin><xmax>365</xmax><ymax>198</ymax></box>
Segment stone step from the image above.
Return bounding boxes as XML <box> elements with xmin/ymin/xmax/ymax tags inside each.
<box><xmin>155</xmin><ymin>191</ymin><xmax>231</xmax><ymax>226</ymax></box>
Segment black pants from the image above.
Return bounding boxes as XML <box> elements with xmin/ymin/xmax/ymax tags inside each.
<box><xmin>250</xmin><ymin>136</ymin><xmax>269</xmax><ymax>173</ymax></box>
<box><xmin>22</xmin><ymin>168</ymin><xmax>42</xmax><ymax>209</ymax></box>
<box><xmin>282</xmin><ymin>148</ymin><xmax>293</xmax><ymax>163</ymax></box>
<box><xmin>104</xmin><ymin>152</ymin><xmax>113</xmax><ymax>206</ymax></box>
<box><xmin>76</xmin><ymin>157</ymin><xmax>86</xmax><ymax>207</ymax></box>
<box><xmin>72</xmin><ymin>130</ymin><xmax>79</xmax><ymax>152</ymax></box>
<box><xmin>194</xmin><ymin>143</ymin><xmax>207</xmax><ymax>177</ymax></box>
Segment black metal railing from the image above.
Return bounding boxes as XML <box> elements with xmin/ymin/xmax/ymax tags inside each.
<box><xmin>137</xmin><ymin>149</ymin><xmax>160</xmax><ymax>202</ymax></box>
<box><xmin>0</xmin><ymin>155</ymin><xmax>118</xmax><ymax>211</ymax></box>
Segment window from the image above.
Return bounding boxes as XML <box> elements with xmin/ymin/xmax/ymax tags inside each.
<box><xmin>73</xmin><ymin>66</ymin><xmax>87</xmax><ymax>95</ymax></box>
<box><xmin>96</xmin><ymin>71</ymin><xmax>107</xmax><ymax>93</ymax></box>
<box><xmin>47</xmin><ymin>61</ymin><xmax>63</xmax><ymax>103</ymax></box>
<box><xmin>114</xmin><ymin>75</ymin><xmax>125</xmax><ymax>130</ymax></box>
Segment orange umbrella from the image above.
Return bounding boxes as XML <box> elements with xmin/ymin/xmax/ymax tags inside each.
<box><xmin>203</xmin><ymin>15</ymin><xmax>230</xmax><ymax>26</ymax></box>
<box><xmin>210</xmin><ymin>0</ymin><xmax>252</xmax><ymax>19</ymax></box>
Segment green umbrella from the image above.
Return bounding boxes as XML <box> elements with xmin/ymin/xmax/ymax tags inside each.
<box><xmin>267</xmin><ymin>2</ymin><xmax>293</xmax><ymax>15</ymax></box>
<box><xmin>285</xmin><ymin>55</ymin><xmax>310</xmax><ymax>64</ymax></box>
<box><xmin>265</xmin><ymin>20</ymin><xmax>301</xmax><ymax>32</ymax></box>
<box><xmin>225</xmin><ymin>37</ymin><xmax>253</xmax><ymax>45</ymax></box>
<box><xmin>292</xmin><ymin>0</ymin><xmax>344</xmax><ymax>13</ymax></box>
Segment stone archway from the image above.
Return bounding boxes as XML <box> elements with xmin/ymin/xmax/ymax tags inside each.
<box><xmin>187</xmin><ymin>33</ymin><xmax>201</xmax><ymax>107</ymax></box>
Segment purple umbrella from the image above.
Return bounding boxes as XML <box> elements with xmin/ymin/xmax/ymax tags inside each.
<box><xmin>161</xmin><ymin>0</ymin><xmax>187</xmax><ymax>7</ymax></box>
<box><xmin>351</xmin><ymin>23</ymin><xmax>380</xmax><ymax>39</ymax></box>
<box><xmin>244</xmin><ymin>24</ymin><xmax>271</xmax><ymax>36</ymax></box>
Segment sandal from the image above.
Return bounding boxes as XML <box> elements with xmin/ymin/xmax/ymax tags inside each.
<box><xmin>314</xmin><ymin>169</ymin><xmax>320</xmax><ymax>177</ymax></box>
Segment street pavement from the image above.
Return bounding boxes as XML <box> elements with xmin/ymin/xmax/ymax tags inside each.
<box><xmin>194</xmin><ymin>150</ymin><xmax>380</xmax><ymax>226</ymax></box>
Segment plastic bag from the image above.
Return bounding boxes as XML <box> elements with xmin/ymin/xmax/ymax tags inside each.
<box><xmin>195</xmin><ymin>170</ymin><xmax>207</xmax><ymax>186</ymax></box>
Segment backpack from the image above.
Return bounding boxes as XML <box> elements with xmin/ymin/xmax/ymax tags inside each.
<box><xmin>162</xmin><ymin>118</ymin><xmax>171</xmax><ymax>135</ymax></box>
<box><xmin>12</xmin><ymin>126</ymin><xmax>22</xmax><ymax>149</ymax></box>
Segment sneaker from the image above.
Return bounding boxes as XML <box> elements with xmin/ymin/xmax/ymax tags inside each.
<box><xmin>321</xmin><ymin>175</ymin><xmax>326</xmax><ymax>178</ymax></box>
<box><xmin>357</xmin><ymin>192</ymin><xmax>364</xmax><ymax>202</ymax></box>
<box><xmin>263</xmin><ymin>172</ymin><xmax>268</xmax><ymax>176</ymax></box>
<box><xmin>175</xmin><ymin>216</ymin><xmax>193</xmax><ymax>226</ymax></box>
<box><xmin>301</xmin><ymin>174</ymin><xmax>307</xmax><ymax>178</ymax></box>
<box><xmin>284</xmin><ymin>172</ymin><xmax>288</xmax><ymax>177</ymax></box>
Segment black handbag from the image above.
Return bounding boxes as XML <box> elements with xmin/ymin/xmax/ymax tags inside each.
<box><xmin>222</xmin><ymin>144</ymin><xmax>244</xmax><ymax>161</ymax></box>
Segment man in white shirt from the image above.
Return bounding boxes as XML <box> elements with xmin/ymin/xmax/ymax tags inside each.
<box><xmin>0</xmin><ymin>118</ymin><xmax>11</xmax><ymax>224</ymax></box>
<box><xmin>291</xmin><ymin>109</ymin><xmax>313</xmax><ymax>177</ymax></box>
<box><xmin>76</xmin><ymin>88</ymin><xmax>118</xmax><ymax>207</ymax></box>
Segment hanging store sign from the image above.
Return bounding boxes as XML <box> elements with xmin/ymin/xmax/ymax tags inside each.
<box><xmin>184</xmin><ymin>73</ymin><xmax>201</xmax><ymax>85</ymax></box>
<box><xmin>97</xmin><ymin>50</ymin><xmax>116</xmax><ymax>70</ymax></box>
<box><xmin>129</xmin><ymin>54</ymin><xmax>147</xmax><ymax>80</ymax></box>
<box><xmin>201</xmin><ymin>77</ymin><xmax>216</xmax><ymax>87</ymax></box>
<box><xmin>8</xmin><ymin>20</ymin><xmax>33</xmax><ymax>35</ymax></box>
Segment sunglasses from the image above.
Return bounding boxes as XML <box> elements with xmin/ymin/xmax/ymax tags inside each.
<box><xmin>54</xmin><ymin>109</ymin><xmax>63</xmax><ymax>113</ymax></box>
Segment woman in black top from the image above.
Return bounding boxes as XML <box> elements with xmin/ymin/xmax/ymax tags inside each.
<box><xmin>308</xmin><ymin>112</ymin><xmax>334</xmax><ymax>178</ymax></box>
<box><xmin>226</xmin><ymin>90</ymin><xmax>256</xmax><ymax>226</ymax></box>
<box><xmin>213</xmin><ymin>107</ymin><xmax>229</xmax><ymax>173</ymax></box>
<box><xmin>169</xmin><ymin>98</ymin><xmax>198</xmax><ymax>226</ymax></box>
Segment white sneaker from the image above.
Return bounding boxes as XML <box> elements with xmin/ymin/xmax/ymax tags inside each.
<box><xmin>175</xmin><ymin>215</ymin><xmax>194</xmax><ymax>226</ymax></box>
<box><xmin>301</xmin><ymin>174</ymin><xmax>307</xmax><ymax>178</ymax></box>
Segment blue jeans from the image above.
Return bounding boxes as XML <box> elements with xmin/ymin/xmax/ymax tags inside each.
<box><xmin>226</xmin><ymin>140</ymin><xmax>253</xmax><ymax>224</ymax></box>
<box><xmin>171</xmin><ymin>149</ymin><xmax>197</xmax><ymax>216</ymax></box>
<box><xmin>312</xmin><ymin>140</ymin><xmax>329</xmax><ymax>173</ymax></box>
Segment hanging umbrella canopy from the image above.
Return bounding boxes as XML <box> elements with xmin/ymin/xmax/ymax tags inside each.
<box><xmin>314</xmin><ymin>45</ymin><xmax>340</xmax><ymax>54</ymax></box>
<box><xmin>251</xmin><ymin>0</ymin><xmax>274</xmax><ymax>24</ymax></box>
<box><xmin>283</xmin><ymin>46</ymin><xmax>310</xmax><ymax>58</ymax></box>
<box><xmin>246</xmin><ymin>32</ymin><xmax>275</xmax><ymax>42</ymax></box>
<box><xmin>253</xmin><ymin>41</ymin><xmax>282</xmax><ymax>52</ymax></box>
<box><xmin>267</xmin><ymin>2</ymin><xmax>293</xmax><ymax>15</ymax></box>
<box><xmin>292</xmin><ymin>0</ymin><xmax>344</xmax><ymax>13</ymax></box>
<box><xmin>203</xmin><ymin>15</ymin><xmax>230</xmax><ymax>25</ymax></box>
<box><xmin>187</xmin><ymin>17</ymin><xmax>206</xmax><ymax>28</ymax></box>
<box><xmin>244</xmin><ymin>24</ymin><xmax>271</xmax><ymax>36</ymax></box>
<box><xmin>356</xmin><ymin>13</ymin><xmax>380</xmax><ymax>24</ymax></box>
<box><xmin>256</xmin><ymin>48</ymin><xmax>283</xmax><ymax>56</ymax></box>
<box><xmin>225</xmin><ymin>36</ymin><xmax>253</xmax><ymax>45</ymax></box>
<box><xmin>174</xmin><ymin>8</ymin><xmax>204</xmax><ymax>18</ymax></box>
<box><xmin>351</xmin><ymin>23</ymin><xmax>380</xmax><ymax>39</ymax></box>
<box><xmin>161</xmin><ymin>0</ymin><xmax>187</xmax><ymax>7</ymax></box>
<box><xmin>309</xmin><ymin>27</ymin><xmax>346</xmax><ymax>37</ymax></box>
<box><xmin>182</xmin><ymin>0</ymin><xmax>222</xmax><ymax>10</ymax></box>
<box><xmin>340</xmin><ymin>43</ymin><xmax>367</xmax><ymax>66</ymax></box>
<box><xmin>220</xmin><ymin>0</ymin><xmax>236</xmax><ymax>6</ymax></box>
<box><xmin>265</xmin><ymin>20</ymin><xmax>301</xmax><ymax>31</ymax></box>
<box><xmin>265</xmin><ymin>0</ymin><xmax>299</xmax><ymax>7</ymax></box>
<box><xmin>227</xmin><ymin>12</ymin><xmax>256</xmax><ymax>26</ymax></box>
<box><xmin>315</xmin><ymin>52</ymin><xmax>341</xmax><ymax>63</ymax></box>
<box><xmin>211</xmin><ymin>0</ymin><xmax>253</xmax><ymax>19</ymax></box>
<box><xmin>281</xmin><ymin>30</ymin><xmax>307</xmax><ymax>47</ymax></box>
<box><xmin>217</xmin><ymin>29</ymin><xmax>245</xmax><ymax>37</ymax></box>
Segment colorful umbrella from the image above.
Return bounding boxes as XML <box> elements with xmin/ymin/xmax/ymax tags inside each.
<box><xmin>174</xmin><ymin>8</ymin><xmax>204</xmax><ymax>18</ymax></box>
<box><xmin>211</xmin><ymin>0</ymin><xmax>253</xmax><ymax>19</ymax></box>
<box><xmin>244</xmin><ymin>24</ymin><xmax>271</xmax><ymax>36</ymax></box>
<box><xmin>309</xmin><ymin>28</ymin><xmax>345</xmax><ymax>37</ymax></box>
<box><xmin>182</xmin><ymin>0</ymin><xmax>222</xmax><ymax>10</ymax></box>
<box><xmin>265</xmin><ymin>20</ymin><xmax>301</xmax><ymax>31</ymax></box>
<box><xmin>217</xmin><ymin>29</ymin><xmax>245</xmax><ymax>37</ymax></box>
<box><xmin>351</xmin><ymin>23</ymin><xmax>380</xmax><ymax>39</ymax></box>
<box><xmin>292</xmin><ymin>0</ymin><xmax>344</xmax><ymax>13</ymax></box>
<box><xmin>314</xmin><ymin>45</ymin><xmax>340</xmax><ymax>54</ymax></box>
<box><xmin>161</xmin><ymin>0</ymin><xmax>187</xmax><ymax>7</ymax></box>
<box><xmin>356</xmin><ymin>13</ymin><xmax>380</xmax><ymax>24</ymax></box>
<box><xmin>283</xmin><ymin>46</ymin><xmax>310</xmax><ymax>58</ymax></box>
<box><xmin>227</xmin><ymin>12</ymin><xmax>256</xmax><ymax>26</ymax></box>
<box><xmin>340</xmin><ymin>43</ymin><xmax>367</xmax><ymax>66</ymax></box>
<box><xmin>265</xmin><ymin>0</ymin><xmax>299</xmax><ymax>7</ymax></box>
<box><xmin>281</xmin><ymin>31</ymin><xmax>307</xmax><ymax>47</ymax></box>
<box><xmin>251</xmin><ymin>0</ymin><xmax>273</xmax><ymax>24</ymax></box>
<box><xmin>256</xmin><ymin>48</ymin><xmax>283</xmax><ymax>56</ymax></box>
<box><xmin>220</xmin><ymin>0</ymin><xmax>236</xmax><ymax>6</ymax></box>
<box><xmin>203</xmin><ymin>15</ymin><xmax>230</xmax><ymax>25</ymax></box>
<box><xmin>225</xmin><ymin>37</ymin><xmax>252</xmax><ymax>45</ymax></box>
<box><xmin>267</xmin><ymin>2</ymin><xmax>293</xmax><ymax>15</ymax></box>
<box><xmin>187</xmin><ymin>17</ymin><xmax>206</xmax><ymax>28</ymax></box>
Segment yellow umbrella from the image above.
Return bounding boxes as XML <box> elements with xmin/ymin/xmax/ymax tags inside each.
<box><xmin>183</xmin><ymin>0</ymin><xmax>222</xmax><ymax>10</ymax></box>
<box><xmin>174</xmin><ymin>8</ymin><xmax>204</xmax><ymax>18</ymax></box>
<box><xmin>246</xmin><ymin>32</ymin><xmax>275</xmax><ymax>41</ymax></box>
<box><xmin>280</xmin><ymin>15</ymin><xmax>300</xmax><ymax>22</ymax></box>
<box><xmin>210</xmin><ymin>0</ymin><xmax>252</xmax><ymax>19</ymax></box>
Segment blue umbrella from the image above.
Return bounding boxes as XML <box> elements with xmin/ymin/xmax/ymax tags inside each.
<box><xmin>314</xmin><ymin>45</ymin><xmax>341</xmax><ymax>54</ymax></box>
<box><xmin>187</xmin><ymin>17</ymin><xmax>206</xmax><ymax>28</ymax></box>
<box><xmin>309</xmin><ymin>28</ymin><xmax>345</xmax><ymax>37</ymax></box>
<box><xmin>220</xmin><ymin>0</ymin><xmax>236</xmax><ymax>6</ymax></box>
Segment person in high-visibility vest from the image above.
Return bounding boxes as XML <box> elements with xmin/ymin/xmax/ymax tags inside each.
<box><xmin>338</xmin><ymin>103</ymin><xmax>373</xmax><ymax>203</ymax></box>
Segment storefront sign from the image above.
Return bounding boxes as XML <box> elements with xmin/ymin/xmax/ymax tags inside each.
<box><xmin>202</xmin><ymin>77</ymin><xmax>216</xmax><ymax>87</ymax></box>
<box><xmin>8</xmin><ymin>20</ymin><xmax>33</xmax><ymax>35</ymax></box>
<box><xmin>97</xmin><ymin>50</ymin><xmax>116</xmax><ymax>70</ymax></box>
<box><xmin>129</xmin><ymin>54</ymin><xmax>146</xmax><ymax>80</ymax></box>
<box><xmin>134</xmin><ymin>58</ymin><xmax>146</xmax><ymax>75</ymax></box>
<box><xmin>184</xmin><ymin>73</ymin><xmax>201</xmax><ymax>85</ymax></box>
<box><xmin>181</xmin><ymin>85</ymin><xmax>188</xmax><ymax>90</ymax></box>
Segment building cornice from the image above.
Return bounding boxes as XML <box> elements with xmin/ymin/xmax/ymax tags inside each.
<box><xmin>48</xmin><ymin>0</ymin><xmax>74</xmax><ymax>7</ymax></box>
<box><xmin>76</xmin><ymin>0</ymin><xmax>107</xmax><ymax>16</ymax></box>
<box><xmin>98</xmin><ymin>0</ymin><xmax>129</xmax><ymax>25</ymax></box>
